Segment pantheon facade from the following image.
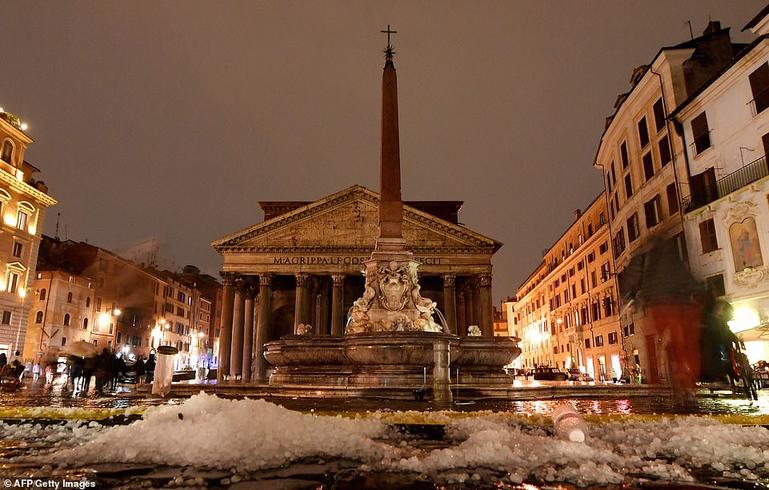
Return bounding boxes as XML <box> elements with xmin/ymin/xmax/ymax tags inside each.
<box><xmin>212</xmin><ymin>185</ymin><xmax>502</xmax><ymax>380</ymax></box>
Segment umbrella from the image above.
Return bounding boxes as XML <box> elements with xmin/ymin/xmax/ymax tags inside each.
<box><xmin>64</xmin><ymin>340</ymin><xmax>99</xmax><ymax>358</ymax></box>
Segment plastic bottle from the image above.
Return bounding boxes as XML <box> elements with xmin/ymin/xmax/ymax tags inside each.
<box><xmin>552</xmin><ymin>403</ymin><xmax>589</xmax><ymax>443</ymax></box>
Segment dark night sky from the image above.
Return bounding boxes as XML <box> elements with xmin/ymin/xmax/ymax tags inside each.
<box><xmin>0</xmin><ymin>1</ymin><xmax>764</xmax><ymax>301</ymax></box>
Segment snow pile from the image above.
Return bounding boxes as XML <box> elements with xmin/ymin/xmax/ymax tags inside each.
<box><xmin>48</xmin><ymin>392</ymin><xmax>392</xmax><ymax>471</ymax></box>
<box><xmin>395</xmin><ymin>415</ymin><xmax>769</xmax><ymax>486</ymax></box>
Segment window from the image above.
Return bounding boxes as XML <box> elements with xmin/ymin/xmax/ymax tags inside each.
<box><xmin>35</xmin><ymin>311</ymin><xmax>43</xmax><ymax>323</ymax></box>
<box><xmin>666</xmin><ymin>183</ymin><xmax>679</xmax><ymax>215</ymax></box>
<box><xmin>591</xmin><ymin>270</ymin><xmax>597</xmax><ymax>288</ymax></box>
<box><xmin>16</xmin><ymin>210</ymin><xmax>28</xmax><ymax>232</ymax></box>
<box><xmin>608</xmin><ymin>332</ymin><xmax>618</xmax><ymax>344</ymax></box>
<box><xmin>749</xmin><ymin>62</ymin><xmax>769</xmax><ymax>115</ymax></box>
<box><xmin>637</xmin><ymin>116</ymin><xmax>649</xmax><ymax>148</ymax></box>
<box><xmin>644</xmin><ymin>196</ymin><xmax>661</xmax><ymax>228</ymax></box>
<box><xmin>642</xmin><ymin>152</ymin><xmax>654</xmax><ymax>180</ymax></box>
<box><xmin>598</xmin><ymin>265</ymin><xmax>609</xmax><ymax>284</ymax></box>
<box><xmin>603</xmin><ymin>296</ymin><xmax>614</xmax><ymax>316</ymax></box>
<box><xmin>1</xmin><ymin>311</ymin><xmax>10</xmax><ymax>325</ymax></box>
<box><xmin>61</xmin><ymin>337</ymin><xmax>67</xmax><ymax>347</ymax></box>
<box><xmin>585</xmin><ymin>338</ymin><xmax>591</xmax><ymax>349</ymax></box>
<box><xmin>624</xmin><ymin>174</ymin><xmax>633</xmax><ymax>198</ymax></box>
<box><xmin>11</xmin><ymin>242</ymin><xmax>22</xmax><ymax>258</ymax></box>
<box><xmin>692</xmin><ymin>112</ymin><xmax>710</xmax><ymax>154</ymax></box>
<box><xmin>627</xmin><ymin>213</ymin><xmax>640</xmax><ymax>242</ymax></box>
<box><xmin>1</xmin><ymin>140</ymin><xmax>13</xmax><ymax>164</ymax></box>
<box><xmin>67</xmin><ymin>292</ymin><xmax>73</xmax><ymax>303</ymax></box>
<box><xmin>610</xmin><ymin>163</ymin><xmax>616</xmax><ymax>188</ymax></box>
<box><xmin>706</xmin><ymin>274</ymin><xmax>726</xmax><ymax>297</ymax></box>
<box><xmin>86</xmin><ymin>297</ymin><xmax>90</xmax><ymax>308</ymax></box>
<box><xmin>599</xmin><ymin>241</ymin><xmax>608</xmax><ymax>254</ymax></box>
<box><xmin>653</xmin><ymin>98</ymin><xmax>665</xmax><ymax>132</ymax></box>
<box><xmin>659</xmin><ymin>137</ymin><xmax>671</xmax><ymax>166</ymax></box>
<box><xmin>6</xmin><ymin>271</ymin><xmax>19</xmax><ymax>293</ymax></box>
<box><xmin>177</xmin><ymin>291</ymin><xmax>186</xmax><ymax>303</ymax></box>
<box><xmin>620</xmin><ymin>141</ymin><xmax>629</xmax><ymax>168</ymax></box>
<box><xmin>613</xmin><ymin>229</ymin><xmax>626</xmax><ymax>256</ymax></box>
<box><xmin>39</xmin><ymin>288</ymin><xmax>46</xmax><ymax>301</ymax></box>
<box><xmin>594</xmin><ymin>335</ymin><xmax>604</xmax><ymax>347</ymax></box>
<box><xmin>699</xmin><ymin>219</ymin><xmax>718</xmax><ymax>253</ymax></box>
<box><xmin>96</xmin><ymin>297</ymin><xmax>102</xmax><ymax>312</ymax></box>
<box><xmin>63</xmin><ymin>313</ymin><xmax>70</xmax><ymax>326</ymax></box>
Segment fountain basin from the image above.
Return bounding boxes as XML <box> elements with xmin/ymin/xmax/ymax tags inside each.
<box><xmin>262</xmin><ymin>333</ymin><xmax>521</xmax><ymax>392</ymax></box>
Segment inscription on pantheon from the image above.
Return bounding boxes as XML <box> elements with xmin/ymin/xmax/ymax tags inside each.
<box><xmin>273</xmin><ymin>255</ymin><xmax>443</xmax><ymax>266</ymax></box>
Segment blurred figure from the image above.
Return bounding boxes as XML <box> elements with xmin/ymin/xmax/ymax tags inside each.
<box><xmin>32</xmin><ymin>362</ymin><xmax>40</xmax><ymax>382</ymax></box>
<box><xmin>44</xmin><ymin>363</ymin><xmax>54</xmax><ymax>384</ymax></box>
<box><xmin>0</xmin><ymin>352</ymin><xmax>7</xmax><ymax>369</ymax></box>
<box><xmin>144</xmin><ymin>354</ymin><xmax>156</xmax><ymax>384</ymax></box>
<box><xmin>622</xmin><ymin>239</ymin><xmax>704</xmax><ymax>404</ymax></box>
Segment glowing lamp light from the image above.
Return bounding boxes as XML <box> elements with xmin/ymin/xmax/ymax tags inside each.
<box><xmin>3</xmin><ymin>214</ymin><xmax>15</xmax><ymax>226</ymax></box>
<box><xmin>17</xmin><ymin>287</ymin><xmax>26</xmax><ymax>299</ymax></box>
<box><xmin>20</xmin><ymin>123</ymin><xmax>28</xmax><ymax>131</ymax></box>
<box><xmin>113</xmin><ymin>308</ymin><xmax>122</xmax><ymax>317</ymax></box>
<box><xmin>14</xmin><ymin>170</ymin><xmax>23</xmax><ymax>182</ymax></box>
<box><xmin>728</xmin><ymin>307</ymin><xmax>761</xmax><ymax>334</ymax></box>
<box><xmin>98</xmin><ymin>312</ymin><xmax>111</xmax><ymax>328</ymax></box>
<box><xmin>197</xmin><ymin>331</ymin><xmax>205</xmax><ymax>338</ymax></box>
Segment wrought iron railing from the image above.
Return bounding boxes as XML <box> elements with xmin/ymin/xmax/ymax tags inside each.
<box><xmin>683</xmin><ymin>154</ymin><xmax>769</xmax><ymax>212</ymax></box>
<box><xmin>747</xmin><ymin>87</ymin><xmax>769</xmax><ymax>117</ymax></box>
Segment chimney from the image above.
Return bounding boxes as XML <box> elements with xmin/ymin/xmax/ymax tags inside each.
<box><xmin>703</xmin><ymin>20</ymin><xmax>722</xmax><ymax>35</ymax></box>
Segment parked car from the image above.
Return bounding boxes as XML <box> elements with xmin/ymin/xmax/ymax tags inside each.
<box><xmin>532</xmin><ymin>366</ymin><xmax>568</xmax><ymax>381</ymax></box>
<box><xmin>567</xmin><ymin>368</ymin><xmax>582</xmax><ymax>381</ymax></box>
<box><xmin>580</xmin><ymin>373</ymin><xmax>594</xmax><ymax>382</ymax></box>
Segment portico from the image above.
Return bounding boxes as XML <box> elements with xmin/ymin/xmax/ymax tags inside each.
<box><xmin>212</xmin><ymin>185</ymin><xmax>501</xmax><ymax>381</ymax></box>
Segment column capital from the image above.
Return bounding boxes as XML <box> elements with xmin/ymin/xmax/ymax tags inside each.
<box><xmin>221</xmin><ymin>272</ymin><xmax>236</xmax><ymax>286</ymax></box>
<box><xmin>295</xmin><ymin>273</ymin><xmax>310</xmax><ymax>287</ymax></box>
<box><xmin>243</xmin><ymin>285</ymin><xmax>257</xmax><ymax>300</ymax></box>
<box><xmin>478</xmin><ymin>273</ymin><xmax>492</xmax><ymax>287</ymax></box>
<box><xmin>331</xmin><ymin>274</ymin><xmax>345</xmax><ymax>287</ymax></box>
<box><xmin>258</xmin><ymin>273</ymin><xmax>273</xmax><ymax>287</ymax></box>
<box><xmin>442</xmin><ymin>274</ymin><xmax>456</xmax><ymax>287</ymax></box>
<box><xmin>234</xmin><ymin>276</ymin><xmax>247</xmax><ymax>291</ymax></box>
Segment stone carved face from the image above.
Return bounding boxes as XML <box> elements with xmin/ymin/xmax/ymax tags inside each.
<box><xmin>377</xmin><ymin>261</ymin><xmax>410</xmax><ymax>311</ymax></box>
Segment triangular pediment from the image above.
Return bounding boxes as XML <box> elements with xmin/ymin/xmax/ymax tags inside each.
<box><xmin>212</xmin><ymin>185</ymin><xmax>500</xmax><ymax>253</ymax></box>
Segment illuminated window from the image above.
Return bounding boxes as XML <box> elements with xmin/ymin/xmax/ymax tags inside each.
<box><xmin>6</xmin><ymin>271</ymin><xmax>18</xmax><ymax>293</ymax></box>
<box><xmin>35</xmin><ymin>311</ymin><xmax>43</xmax><ymax>323</ymax></box>
<box><xmin>63</xmin><ymin>313</ymin><xmax>70</xmax><ymax>326</ymax></box>
<box><xmin>16</xmin><ymin>210</ymin><xmax>28</xmax><ymax>231</ymax></box>
<box><xmin>12</xmin><ymin>242</ymin><xmax>23</xmax><ymax>259</ymax></box>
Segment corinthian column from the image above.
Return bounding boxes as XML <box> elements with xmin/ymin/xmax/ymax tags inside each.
<box><xmin>457</xmin><ymin>290</ymin><xmax>466</xmax><ymax>337</ymax></box>
<box><xmin>478</xmin><ymin>273</ymin><xmax>493</xmax><ymax>338</ymax></box>
<box><xmin>442</xmin><ymin>274</ymin><xmax>457</xmax><ymax>334</ymax></box>
<box><xmin>217</xmin><ymin>273</ymin><xmax>235</xmax><ymax>382</ymax></box>
<box><xmin>254</xmin><ymin>273</ymin><xmax>272</xmax><ymax>381</ymax></box>
<box><xmin>229</xmin><ymin>279</ymin><xmax>245</xmax><ymax>379</ymax></box>
<box><xmin>241</xmin><ymin>285</ymin><xmax>255</xmax><ymax>383</ymax></box>
<box><xmin>331</xmin><ymin>274</ymin><xmax>345</xmax><ymax>335</ymax></box>
<box><xmin>294</xmin><ymin>273</ymin><xmax>310</xmax><ymax>331</ymax></box>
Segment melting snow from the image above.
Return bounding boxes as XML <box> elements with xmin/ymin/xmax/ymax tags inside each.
<box><xmin>2</xmin><ymin>392</ymin><xmax>769</xmax><ymax>486</ymax></box>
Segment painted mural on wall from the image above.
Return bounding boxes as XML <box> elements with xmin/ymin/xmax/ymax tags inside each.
<box><xmin>729</xmin><ymin>217</ymin><xmax>763</xmax><ymax>271</ymax></box>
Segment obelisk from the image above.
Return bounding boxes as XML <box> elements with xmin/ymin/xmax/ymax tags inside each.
<box><xmin>373</xmin><ymin>26</ymin><xmax>410</xmax><ymax>257</ymax></box>
<box><xmin>346</xmin><ymin>27</ymin><xmax>442</xmax><ymax>334</ymax></box>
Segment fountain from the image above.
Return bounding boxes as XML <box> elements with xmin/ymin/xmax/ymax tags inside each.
<box><xmin>263</xmin><ymin>28</ymin><xmax>520</xmax><ymax>400</ymax></box>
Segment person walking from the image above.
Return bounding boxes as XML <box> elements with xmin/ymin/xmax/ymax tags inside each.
<box><xmin>32</xmin><ymin>362</ymin><xmax>40</xmax><ymax>383</ymax></box>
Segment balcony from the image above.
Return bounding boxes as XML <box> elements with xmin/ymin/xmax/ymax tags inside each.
<box><xmin>682</xmin><ymin>154</ymin><xmax>769</xmax><ymax>212</ymax></box>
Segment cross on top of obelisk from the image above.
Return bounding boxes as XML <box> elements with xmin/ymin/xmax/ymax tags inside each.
<box><xmin>381</xmin><ymin>25</ymin><xmax>397</xmax><ymax>60</ymax></box>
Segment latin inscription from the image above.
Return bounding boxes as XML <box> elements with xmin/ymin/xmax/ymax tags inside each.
<box><xmin>273</xmin><ymin>256</ymin><xmax>442</xmax><ymax>266</ymax></box>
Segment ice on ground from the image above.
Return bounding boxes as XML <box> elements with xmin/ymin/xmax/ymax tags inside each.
<box><xmin>3</xmin><ymin>393</ymin><xmax>769</xmax><ymax>487</ymax></box>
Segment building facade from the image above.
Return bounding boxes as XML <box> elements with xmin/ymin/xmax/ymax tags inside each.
<box><xmin>673</xmin><ymin>11</ymin><xmax>769</xmax><ymax>364</ymax></box>
<box><xmin>594</xmin><ymin>22</ymin><xmax>743</xmax><ymax>383</ymax></box>
<box><xmin>212</xmin><ymin>185</ymin><xmax>502</xmax><ymax>381</ymax></box>
<box><xmin>515</xmin><ymin>195</ymin><xmax>622</xmax><ymax>379</ymax></box>
<box><xmin>0</xmin><ymin>109</ymin><xmax>57</xmax><ymax>361</ymax></box>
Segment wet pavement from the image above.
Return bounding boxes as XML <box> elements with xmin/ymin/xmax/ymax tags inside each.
<box><xmin>3</xmin><ymin>379</ymin><xmax>769</xmax><ymax>489</ymax></box>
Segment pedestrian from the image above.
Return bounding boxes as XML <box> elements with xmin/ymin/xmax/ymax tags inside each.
<box><xmin>622</xmin><ymin>239</ymin><xmax>704</xmax><ymax>405</ymax></box>
<box><xmin>94</xmin><ymin>349</ymin><xmax>111</xmax><ymax>395</ymax></box>
<box><xmin>44</xmin><ymin>363</ymin><xmax>54</xmax><ymax>384</ymax></box>
<box><xmin>32</xmin><ymin>362</ymin><xmax>40</xmax><ymax>382</ymax></box>
<box><xmin>0</xmin><ymin>352</ymin><xmax>7</xmax><ymax>369</ymax></box>
<box><xmin>144</xmin><ymin>354</ymin><xmax>156</xmax><ymax>384</ymax></box>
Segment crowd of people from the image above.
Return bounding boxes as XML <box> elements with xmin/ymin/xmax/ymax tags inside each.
<box><xmin>0</xmin><ymin>349</ymin><xmax>157</xmax><ymax>395</ymax></box>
